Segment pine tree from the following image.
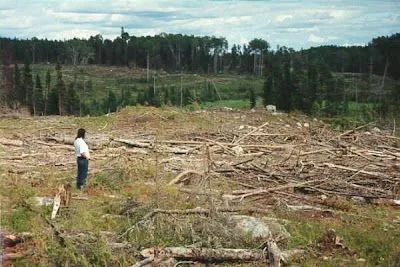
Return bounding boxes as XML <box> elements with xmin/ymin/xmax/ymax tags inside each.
<box><xmin>44</xmin><ymin>69</ymin><xmax>51</xmax><ymax>115</ymax></box>
<box><xmin>22</xmin><ymin>57</ymin><xmax>33</xmax><ymax>112</ymax></box>
<box><xmin>67</xmin><ymin>81</ymin><xmax>79</xmax><ymax>115</ymax></box>
<box><xmin>55</xmin><ymin>62</ymin><xmax>66</xmax><ymax>115</ymax></box>
<box><xmin>14</xmin><ymin>64</ymin><xmax>23</xmax><ymax>106</ymax></box>
<box><xmin>262</xmin><ymin>74</ymin><xmax>275</xmax><ymax>106</ymax></box>
<box><xmin>249</xmin><ymin>88</ymin><xmax>256</xmax><ymax>109</ymax></box>
<box><xmin>137</xmin><ymin>91</ymin><xmax>145</xmax><ymax>105</ymax></box>
<box><xmin>106</xmin><ymin>90</ymin><xmax>118</xmax><ymax>112</ymax></box>
<box><xmin>34</xmin><ymin>74</ymin><xmax>44</xmax><ymax>115</ymax></box>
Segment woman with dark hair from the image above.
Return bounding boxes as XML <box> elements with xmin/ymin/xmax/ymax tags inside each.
<box><xmin>73</xmin><ymin>128</ymin><xmax>90</xmax><ymax>190</ymax></box>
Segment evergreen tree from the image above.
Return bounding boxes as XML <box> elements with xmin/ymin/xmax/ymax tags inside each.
<box><xmin>106</xmin><ymin>90</ymin><xmax>118</xmax><ymax>112</ymax></box>
<box><xmin>34</xmin><ymin>74</ymin><xmax>44</xmax><ymax>115</ymax></box>
<box><xmin>66</xmin><ymin>81</ymin><xmax>79</xmax><ymax>115</ymax></box>
<box><xmin>137</xmin><ymin>91</ymin><xmax>145</xmax><ymax>105</ymax></box>
<box><xmin>55</xmin><ymin>62</ymin><xmax>66</xmax><ymax>115</ymax></box>
<box><xmin>44</xmin><ymin>69</ymin><xmax>51</xmax><ymax>115</ymax></box>
<box><xmin>249</xmin><ymin>88</ymin><xmax>256</xmax><ymax>109</ymax></box>
<box><xmin>22</xmin><ymin>57</ymin><xmax>33</xmax><ymax>110</ymax></box>
<box><xmin>14</xmin><ymin>64</ymin><xmax>23</xmax><ymax>106</ymax></box>
<box><xmin>262</xmin><ymin>74</ymin><xmax>275</xmax><ymax>106</ymax></box>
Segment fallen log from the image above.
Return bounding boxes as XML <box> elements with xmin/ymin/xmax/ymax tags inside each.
<box><xmin>0</xmin><ymin>137</ymin><xmax>23</xmax><ymax>146</ymax></box>
<box><xmin>168</xmin><ymin>170</ymin><xmax>204</xmax><ymax>185</ymax></box>
<box><xmin>113</xmin><ymin>139</ymin><xmax>152</xmax><ymax>148</ymax></box>
<box><xmin>323</xmin><ymin>163</ymin><xmax>391</xmax><ymax>179</ymax></box>
<box><xmin>139</xmin><ymin>247</ymin><xmax>304</xmax><ymax>264</ymax></box>
<box><xmin>223</xmin><ymin>179</ymin><xmax>323</xmax><ymax>201</ymax></box>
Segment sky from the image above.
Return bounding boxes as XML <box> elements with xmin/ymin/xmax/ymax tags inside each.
<box><xmin>0</xmin><ymin>0</ymin><xmax>399</xmax><ymax>50</ymax></box>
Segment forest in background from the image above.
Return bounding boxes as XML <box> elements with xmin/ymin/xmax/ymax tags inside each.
<box><xmin>0</xmin><ymin>31</ymin><xmax>399</xmax><ymax>121</ymax></box>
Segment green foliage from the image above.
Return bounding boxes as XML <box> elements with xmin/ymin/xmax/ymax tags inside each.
<box><xmin>14</xmin><ymin>63</ymin><xmax>23</xmax><ymax>104</ymax></box>
<box><xmin>249</xmin><ymin>88</ymin><xmax>256</xmax><ymax>109</ymax></box>
<box><xmin>23</xmin><ymin>57</ymin><xmax>33</xmax><ymax>110</ymax></box>
<box><xmin>34</xmin><ymin>73</ymin><xmax>45</xmax><ymax>115</ymax></box>
<box><xmin>9</xmin><ymin>208</ymin><xmax>35</xmax><ymax>232</ymax></box>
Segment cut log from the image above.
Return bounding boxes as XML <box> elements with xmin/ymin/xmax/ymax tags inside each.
<box><xmin>168</xmin><ymin>170</ymin><xmax>204</xmax><ymax>185</ymax></box>
<box><xmin>323</xmin><ymin>163</ymin><xmax>391</xmax><ymax>179</ymax></box>
<box><xmin>139</xmin><ymin>247</ymin><xmax>304</xmax><ymax>264</ymax></box>
<box><xmin>0</xmin><ymin>137</ymin><xmax>23</xmax><ymax>146</ymax></box>
<box><xmin>113</xmin><ymin>139</ymin><xmax>152</xmax><ymax>148</ymax></box>
<box><xmin>141</xmin><ymin>247</ymin><xmax>266</xmax><ymax>262</ymax></box>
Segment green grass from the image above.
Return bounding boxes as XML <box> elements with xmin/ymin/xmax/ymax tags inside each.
<box><xmin>32</xmin><ymin>64</ymin><xmax>265</xmax><ymax>109</ymax></box>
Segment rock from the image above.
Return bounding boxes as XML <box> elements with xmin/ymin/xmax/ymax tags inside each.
<box><xmin>232</xmin><ymin>146</ymin><xmax>244</xmax><ymax>155</ymax></box>
<box><xmin>239</xmin><ymin>125</ymin><xmax>245</xmax><ymax>130</ymax></box>
<box><xmin>296</xmin><ymin>122</ymin><xmax>302</xmax><ymax>128</ymax></box>
<box><xmin>228</xmin><ymin>215</ymin><xmax>290</xmax><ymax>242</ymax></box>
<box><xmin>285</xmin><ymin>124</ymin><xmax>290</xmax><ymax>128</ymax></box>
<box><xmin>364</xmin><ymin>131</ymin><xmax>371</xmax><ymax>135</ymax></box>
<box><xmin>372</xmin><ymin>127</ymin><xmax>381</xmax><ymax>133</ymax></box>
<box><xmin>32</xmin><ymin>196</ymin><xmax>54</xmax><ymax>206</ymax></box>
<box><xmin>313</xmin><ymin>118</ymin><xmax>318</xmax><ymax>122</ymax></box>
<box><xmin>303</xmin><ymin>122</ymin><xmax>310</xmax><ymax>128</ymax></box>
<box><xmin>350</xmin><ymin>196</ymin><xmax>366</xmax><ymax>204</ymax></box>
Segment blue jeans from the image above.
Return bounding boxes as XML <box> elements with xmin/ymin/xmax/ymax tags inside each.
<box><xmin>76</xmin><ymin>157</ymin><xmax>89</xmax><ymax>189</ymax></box>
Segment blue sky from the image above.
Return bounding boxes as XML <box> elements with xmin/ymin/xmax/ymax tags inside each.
<box><xmin>0</xmin><ymin>0</ymin><xmax>399</xmax><ymax>49</ymax></box>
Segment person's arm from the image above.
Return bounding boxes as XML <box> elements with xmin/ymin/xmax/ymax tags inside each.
<box><xmin>81</xmin><ymin>151</ymin><xmax>91</xmax><ymax>160</ymax></box>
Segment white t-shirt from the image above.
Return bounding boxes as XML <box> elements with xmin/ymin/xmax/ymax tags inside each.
<box><xmin>74</xmin><ymin>138</ymin><xmax>89</xmax><ymax>157</ymax></box>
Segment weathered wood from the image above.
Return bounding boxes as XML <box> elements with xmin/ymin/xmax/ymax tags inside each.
<box><xmin>223</xmin><ymin>179</ymin><xmax>322</xmax><ymax>201</ymax></box>
<box><xmin>0</xmin><ymin>137</ymin><xmax>23</xmax><ymax>146</ymax></box>
<box><xmin>267</xmin><ymin>241</ymin><xmax>281</xmax><ymax>267</ymax></box>
<box><xmin>131</xmin><ymin>257</ymin><xmax>154</xmax><ymax>267</ymax></box>
<box><xmin>141</xmin><ymin>247</ymin><xmax>266</xmax><ymax>262</ymax></box>
<box><xmin>168</xmin><ymin>170</ymin><xmax>204</xmax><ymax>185</ymax></box>
<box><xmin>323</xmin><ymin>163</ymin><xmax>391</xmax><ymax>179</ymax></box>
<box><xmin>233</xmin><ymin>121</ymin><xmax>270</xmax><ymax>144</ymax></box>
<box><xmin>113</xmin><ymin>139</ymin><xmax>152</xmax><ymax>148</ymax></box>
<box><xmin>139</xmin><ymin>247</ymin><xmax>304</xmax><ymax>264</ymax></box>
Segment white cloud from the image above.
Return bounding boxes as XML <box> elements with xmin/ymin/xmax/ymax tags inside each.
<box><xmin>307</xmin><ymin>34</ymin><xmax>326</xmax><ymax>43</ymax></box>
<box><xmin>0</xmin><ymin>0</ymin><xmax>399</xmax><ymax>49</ymax></box>
<box><xmin>275</xmin><ymin>15</ymin><xmax>293</xmax><ymax>23</ymax></box>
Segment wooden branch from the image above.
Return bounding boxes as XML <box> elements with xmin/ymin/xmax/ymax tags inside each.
<box><xmin>168</xmin><ymin>170</ymin><xmax>204</xmax><ymax>185</ymax></box>
<box><xmin>323</xmin><ymin>163</ymin><xmax>391</xmax><ymax>179</ymax></box>
<box><xmin>267</xmin><ymin>241</ymin><xmax>281</xmax><ymax>267</ymax></box>
<box><xmin>337</xmin><ymin>124</ymin><xmax>371</xmax><ymax>139</ymax></box>
<box><xmin>223</xmin><ymin>179</ymin><xmax>322</xmax><ymax>201</ymax></box>
<box><xmin>131</xmin><ymin>257</ymin><xmax>154</xmax><ymax>267</ymax></box>
<box><xmin>234</xmin><ymin>121</ymin><xmax>270</xmax><ymax>144</ymax></box>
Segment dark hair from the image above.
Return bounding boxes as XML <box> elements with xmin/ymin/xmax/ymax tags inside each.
<box><xmin>76</xmin><ymin>128</ymin><xmax>86</xmax><ymax>139</ymax></box>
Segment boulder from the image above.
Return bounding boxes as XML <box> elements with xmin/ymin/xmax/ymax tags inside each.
<box><xmin>228</xmin><ymin>215</ymin><xmax>290</xmax><ymax>242</ymax></box>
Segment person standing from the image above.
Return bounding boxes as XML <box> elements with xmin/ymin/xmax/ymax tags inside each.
<box><xmin>74</xmin><ymin>128</ymin><xmax>90</xmax><ymax>190</ymax></box>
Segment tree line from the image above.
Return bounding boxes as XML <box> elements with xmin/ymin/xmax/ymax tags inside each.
<box><xmin>0</xmin><ymin>31</ymin><xmax>399</xmax><ymax>118</ymax></box>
